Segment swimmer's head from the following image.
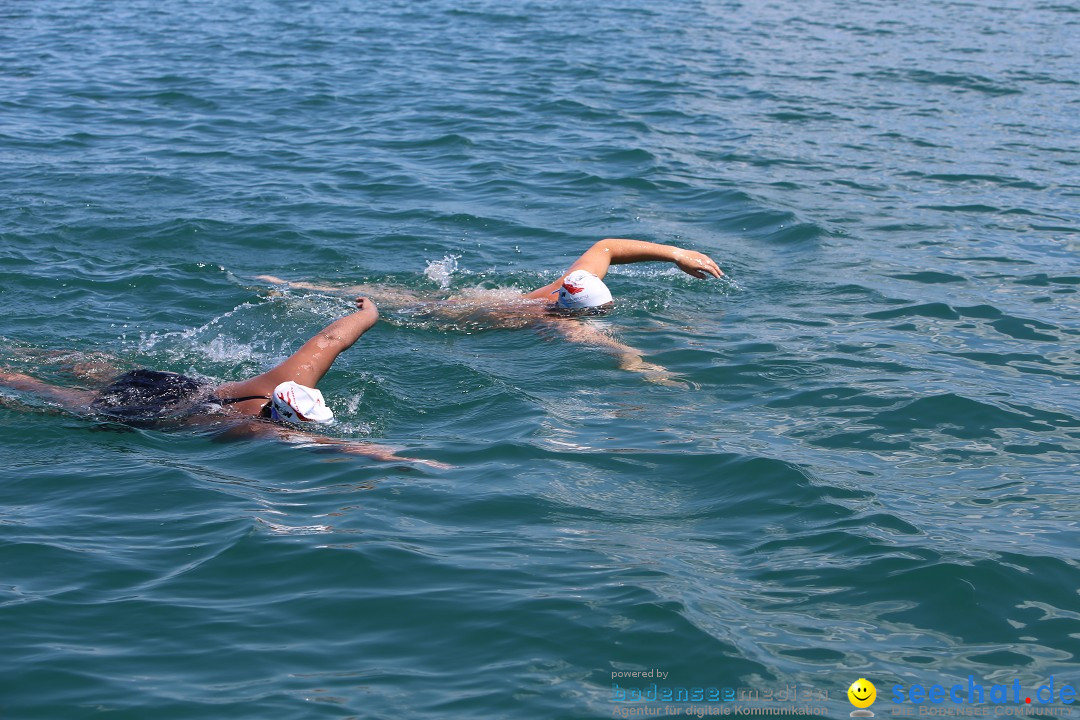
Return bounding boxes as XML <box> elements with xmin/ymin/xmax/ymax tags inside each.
<box><xmin>553</xmin><ymin>270</ymin><xmax>613</xmax><ymax>310</ymax></box>
<box><xmin>270</xmin><ymin>381</ymin><xmax>334</xmax><ymax>424</ymax></box>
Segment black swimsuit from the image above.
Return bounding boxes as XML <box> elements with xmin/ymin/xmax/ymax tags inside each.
<box><xmin>214</xmin><ymin>392</ymin><xmax>273</xmax><ymax>418</ymax></box>
<box><xmin>214</xmin><ymin>394</ymin><xmax>268</xmax><ymax>405</ymax></box>
<box><xmin>90</xmin><ymin>369</ymin><xmax>268</xmax><ymax>425</ymax></box>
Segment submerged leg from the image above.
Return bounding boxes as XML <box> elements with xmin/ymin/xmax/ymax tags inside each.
<box><xmin>255</xmin><ymin>275</ymin><xmax>426</xmax><ymax>307</ymax></box>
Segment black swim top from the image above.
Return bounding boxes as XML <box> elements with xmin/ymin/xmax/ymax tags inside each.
<box><xmin>90</xmin><ymin>369</ymin><xmax>267</xmax><ymax>425</ymax></box>
<box><xmin>214</xmin><ymin>394</ymin><xmax>268</xmax><ymax>405</ymax></box>
<box><xmin>212</xmin><ymin>392</ymin><xmax>273</xmax><ymax>418</ymax></box>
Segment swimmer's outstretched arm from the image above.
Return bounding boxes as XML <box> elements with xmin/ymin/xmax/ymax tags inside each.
<box><xmin>524</xmin><ymin>239</ymin><xmax>723</xmax><ymax>300</ymax></box>
<box><xmin>219</xmin><ymin>419</ymin><xmax>451</xmax><ymax>469</ymax></box>
<box><xmin>282</xmin><ymin>431</ymin><xmax>452</xmax><ymax>469</ymax></box>
<box><xmin>0</xmin><ymin>370</ymin><xmax>97</xmax><ymax>410</ymax></box>
<box><xmin>255</xmin><ymin>276</ymin><xmax>425</xmax><ymax>307</ymax></box>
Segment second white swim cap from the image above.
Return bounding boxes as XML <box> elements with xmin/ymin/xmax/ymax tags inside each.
<box><xmin>555</xmin><ymin>270</ymin><xmax>613</xmax><ymax>309</ymax></box>
<box><xmin>270</xmin><ymin>381</ymin><xmax>335</xmax><ymax>424</ymax></box>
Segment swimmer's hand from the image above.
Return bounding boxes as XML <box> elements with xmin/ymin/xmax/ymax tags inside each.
<box><xmin>617</xmin><ymin>354</ymin><xmax>691</xmax><ymax>388</ymax></box>
<box><xmin>339</xmin><ymin>443</ymin><xmax>454</xmax><ymax>470</ymax></box>
<box><xmin>673</xmin><ymin>249</ymin><xmax>723</xmax><ymax>279</ymax></box>
<box><xmin>352</xmin><ymin>296</ymin><xmax>377</xmax><ymax>321</ymax></box>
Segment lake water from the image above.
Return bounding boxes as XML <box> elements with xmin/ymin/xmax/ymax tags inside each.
<box><xmin>1</xmin><ymin>0</ymin><xmax>1078</xmax><ymax>718</ymax></box>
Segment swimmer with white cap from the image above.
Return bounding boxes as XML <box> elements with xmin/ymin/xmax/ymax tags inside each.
<box><xmin>0</xmin><ymin>297</ymin><xmax>448</xmax><ymax>467</ymax></box>
<box><xmin>262</xmin><ymin>239</ymin><xmax>720</xmax><ymax>313</ymax></box>
<box><xmin>523</xmin><ymin>238</ymin><xmax>721</xmax><ymax>310</ymax></box>
<box><xmin>550</xmin><ymin>268</ymin><xmax>614</xmax><ymax>311</ymax></box>
<box><xmin>257</xmin><ymin>239</ymin><xmax>723</xmax><ymax>383</ymax></box>
<box><xmin>522</xmin><ymin>239</ymin><xmax>722</xmax><ymax>382</ymax></box>
<box><xmin>207</xmin><ymin>295</ymin><xmax>379</xmax><ymax>427</ymax></box>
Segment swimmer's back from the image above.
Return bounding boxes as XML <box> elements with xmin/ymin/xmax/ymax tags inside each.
<box><xmin>90</xmin><ymin>369</ymin><xmax>215</xmax><ymax>425</ymax></box>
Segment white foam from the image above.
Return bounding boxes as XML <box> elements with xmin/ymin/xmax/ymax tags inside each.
<box><xmin>424</xmin><ymin>254</ymin><xmax>460</xmax><ymax>289</ymax></box>
<box><xmin>255</xmin><ymin>517</ymin><xmax>333</xmax><ymax>535</ymax></box>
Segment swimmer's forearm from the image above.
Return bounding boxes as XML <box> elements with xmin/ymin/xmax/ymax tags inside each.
<box><xmin>597</xmin><ymin>239</ymin><xmax>723</xmax><ymax>279</ymax></box>
<box><xmin>553</xmin><ymin>319</ymin><xmax>656</xmax><ymax>366</ymax></box>
<box><xmin>310</xmin><ymin>298</ymin><xmax>378</xmax><ymax>352</ymax></box>
<box><xmin>321</xmin><ymin>310</ymin><xmax>378</xmax><ymax>344</ymax></box>
<box><xmin>596</xmin><ymin>239</ymin><xmax>680</xmax><ymax>265</ymax></box>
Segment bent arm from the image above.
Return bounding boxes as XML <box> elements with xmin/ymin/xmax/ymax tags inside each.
<box><xmin>548</xmin><ymin>321</ymin><xmax>681</xmax><ymax>386</ymax></box>
<box><xmin>524</xmin><ymin>239</ymin><xmax>722</xmax><ymax>299</ymax></box>
<box><xmin>217</xmin><ymin>296</ymin><xmax>379</xmax><ymax>405</ymax></box>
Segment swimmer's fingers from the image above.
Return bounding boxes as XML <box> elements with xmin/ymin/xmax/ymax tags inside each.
<box><xmin>619</xmin><ymin>356</ymin><xmax>695</xmax><ymax>388</ymax></box>
<box><xmin>639</xmin><ymin>364</ymin><xmax>681</xmax><ymax>387</ymax></box>
<box><xmin>647</xmin><ymin>375</ymin><xmax>698</xmax><ymax>390</ymax></box>
<box><xmin>674</xmin><ymin>250</ymin><xmax>723</xmax><ymax>279</ymax></box>
<box><xmin>619</xmin><ymin>355</ymin><xmax>669</xmax><ymax>377</ymax></box>
<box><xmin>643</xmin><ymin>368</ymin><xmax>695</xmax><ymax>388</ymax></box>
<box><xmin>354</xmin><ymin>296</ymin><xmax>378</xmax><ymax>317</ymax></box>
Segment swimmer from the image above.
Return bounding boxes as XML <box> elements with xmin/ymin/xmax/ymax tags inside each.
<box><xmin>258</xmin><ymin>238</ymin><xmax>723</xmax><ymax>384</ymax></box>
<box><xmin>0</xmin><ymin>297</ymin><xmax>445</xmax><ymax>467</ymax></box>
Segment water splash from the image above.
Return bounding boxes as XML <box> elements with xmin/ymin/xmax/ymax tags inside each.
<box><xmin>134</xmin><ymin>294</ymin><xmax>354</xmax><ymax>369</ymax></box>
<box><xmin>424</xmin><ymin>254</ymin><xmax>460</xmax><ymax>290</ymax></box>
<box><xmin>342</xmin><ymin>391</ymin><xmax>365</xmax><ymax>415</ymax></box>
<box><xmin>137</xmin><ymin>303</ymin><xmax>262</xmax><ymax>365</ymax></box>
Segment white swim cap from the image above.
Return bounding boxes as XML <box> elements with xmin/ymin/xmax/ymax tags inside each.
<box><xmin>270</xmin><ymin>381</ymin><xmax>335</xmax><ymax>424</ymax></box>
<box><xmin>555</xmin><ymin>269</ymin><xmax>613</xmax><ymax>309</ymax></box>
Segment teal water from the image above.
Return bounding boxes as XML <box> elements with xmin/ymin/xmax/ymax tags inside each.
<box><xmin>2</xmin><ymin>0</ymin><xmax>1078</xmax><ymax>718</ymax></box>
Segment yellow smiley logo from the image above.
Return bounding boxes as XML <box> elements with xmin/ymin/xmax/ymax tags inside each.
<box><xmin>848</xmin><ymin>678</ymin><xmax>877</xmax><ymax>709</ymax></box>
